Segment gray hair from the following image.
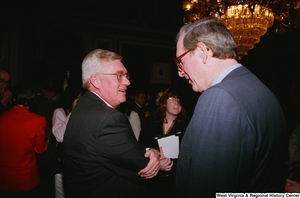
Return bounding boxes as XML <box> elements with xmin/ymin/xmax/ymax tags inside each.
<box><xmin>176</xmin><ymin>17</ymin><xmax>237</xmax><ymax>60</ymax></box>
<box><xmin>81</xmin><ymin>49</ymin><xmax>122</xmax><ymax>88</ymax></box>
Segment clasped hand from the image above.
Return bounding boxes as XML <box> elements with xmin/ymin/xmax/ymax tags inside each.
<box><xmin>138</xmin><ymin>147</ymin><xmax>173</xmax><ymax>179</ymax></box>
<box><xmin>159</xmin><ymin>146</ymin><xmax>173</xmax><ymax>171</ymax></box>
<box><xmin>138</xmin><ymin>148</ymin><xmax>160</xmax><ymax>179</ymax></box>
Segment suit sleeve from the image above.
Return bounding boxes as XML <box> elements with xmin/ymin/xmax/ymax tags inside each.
<box><xmin>95</xmin><ymin>111</ymin><xmax>149</xmax><ymax>182</ymax></box>
<box><xmin>138</xmin><ymin>117</ymin><xmax>157</xmax><ymax>148</ymax></box>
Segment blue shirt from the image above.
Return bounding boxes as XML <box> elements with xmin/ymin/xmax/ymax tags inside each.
<box><xmin>211</xmin><ymin>63</ymin><xmax>242</xmax><ymax>86</ymax></box>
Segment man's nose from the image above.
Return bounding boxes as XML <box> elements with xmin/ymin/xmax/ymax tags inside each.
<box><xmin>123</xmin><ymin>77</ymin><xmax>130</xmax><ymax>86</ymax></box>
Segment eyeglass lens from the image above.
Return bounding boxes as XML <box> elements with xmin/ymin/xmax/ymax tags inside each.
<box><xmin>174</xmin><ymin>49</ymin><xmax>190</xmax><ymax>72</ymax></box>
<box><xmin>116</xmin><ymin>72</ymin><xmax>129</xmax><ymax>82</ymax></box>
<box><xmin>168</xmin><ymin>97</ymin><xmax>180</xmax><ymax>102</ymax></box>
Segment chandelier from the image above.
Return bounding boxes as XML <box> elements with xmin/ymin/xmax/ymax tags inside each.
<box><xmin>182</xmin><ymin>0</ymin><xmax>300</xmax><ymax>59</ymax></box>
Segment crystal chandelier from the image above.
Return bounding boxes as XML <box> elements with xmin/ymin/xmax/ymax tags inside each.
<box><xmin>182</xmin><ymin>0</ymin><xmax>300</xmax><ymax>59</ymax></box>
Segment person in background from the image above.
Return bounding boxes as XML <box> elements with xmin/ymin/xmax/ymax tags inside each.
<box><xmin>51</xmin><ymin>87</ymin><xmax>86</xmax><ymax>198</ymax></box>
<box><xmin>0</xmin><ymin>81</ymin><xmax>48</xmax><ymax>198</ymax></box>
<box><xmin>174</xmin><ymin>17</ymin><xmax>286</xmax><ymax>197</ymax></box>
<box><xmin>132</xmin><ymin>89</ymin><xmax>146</xmax><ymax>110</ymax></box>
<box><xmin>284</xmin><ymin>121</ymin><xmax>300</xmax><ymax>193</ymax></box>
<box><xmin>286</xmin><ymin>123</ymin><xmax>300</xmax><ymax>173</ymax></box>
<box><xmin>130</xmin><ymin>88</ymin><xmax>146</xmax><ymax>121</ymax></box>
<box><xmin>155</xmin><ymin>91</ymin><xmax>164</xmax><ymax>106</ymax></box>
<box><xmin>0</xmin><ymin>68</ymin><xmax>14</xmax><ymax>115</ymax></box>
<box><xmin>63</xmin><ymin>49</ymin><xmax>160</xmax><ymax>198</ymax></box>
<box><xmin>43</xmin><ymin>84</ymin><xmax>61</xmax><ymax>107</ymax></box>
<box><xmin>116</xmin><ymin>101</ymin><xmax>141</xmax><ymax>140</ymax></box>
<box><xmin>34</xmin><ymin>84</ymin><xmax>58</xmax><ymax>137</ymax></box>
<box><xmin>52</xmin><ymin>87</ymin><xmax>86</xmax><ymax>143</ymax></box>
<box><xmin>142</xmin><ymin>89</ymin><xmax>165</xmax><ymax>119</ymax></box>
<box><xmin>139</xmin><ymin>86</ymin><xmax>189</xmax><ymax>198</ymax></box>
<box><xmin>33</xmin><ymin>84</ymin><xmax>58</xmax><ymax>198</ymax></box>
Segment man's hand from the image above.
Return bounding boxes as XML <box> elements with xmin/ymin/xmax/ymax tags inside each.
<box><xmin>159</xmin><ymin>147</ymin><xmax>173</xmax><ymax>171</ymax></box>
<box><xmin>138</xmin><ymin>149</ymin><xmax>160</xmax><ymax>179</ymax></box>
<box><xmin>285</xmin><ymin>179</ymin><xmax>300</xmax><ymax>193</ymax></box>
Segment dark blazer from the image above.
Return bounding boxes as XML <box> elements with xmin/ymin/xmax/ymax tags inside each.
<box><xmin>63</xmin><ymin>91</ymin><xmax>150</xmax><ymax>198</ymax></box>
<box><xmin>176</xmin><ymin>66</ymin><xmax>287</xmax><ymax>197</ymax></box>
<box><xmin>139</xmin><ymin>116</ymin><xmax>187</xmax><ymax>149</ymax></box>
<box><xmin>34</xmin><ymin>96</ymin><xmax>57</xmax><ymax>137</ymax></box>
<box><xmin>131</xmin><ymin>101</ymin><xmax>145</xmax><ymax>122</ymax></box>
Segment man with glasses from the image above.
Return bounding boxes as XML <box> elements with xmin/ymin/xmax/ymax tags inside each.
<box><xmin>174</xmin><ymin>17</ymin><xmax>286</xmax><ymax>197</ymax></box>
<box><xmin>0</xmin><ymin>68</ymin><xmax>13</xmax><ymax>115</ymax></box>
<box><xmin>63</xmin><ymin>49</ymin><xmax>160</xmax><ymax>198</ymax></box>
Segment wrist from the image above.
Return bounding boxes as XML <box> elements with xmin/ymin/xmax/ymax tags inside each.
<box><xmin>146</xmin><ymin>147</ymin><xmax>161</xmax><ymax>158</ymax></box>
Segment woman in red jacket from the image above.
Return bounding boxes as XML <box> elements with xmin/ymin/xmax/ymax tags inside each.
<box><xmin>0</xmin><ymin>82</ymin><xmax>48</xmax><ymax>198</ymax></box>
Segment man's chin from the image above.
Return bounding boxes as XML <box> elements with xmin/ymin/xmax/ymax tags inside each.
<box><xmin>119</xmin><ymin>97</ymin><xmax>127</xmax><ymax>103</ymax></box>
<box><xmin>191</xmin><ymin>84</ymin><xmax>200</xmax><ymax>93</ymax></box>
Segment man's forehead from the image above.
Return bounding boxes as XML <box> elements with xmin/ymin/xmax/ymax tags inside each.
<box><xmin>103</xmin><ymin>59</ymin><xmax>127</xmax><ymax>72</ymax></box>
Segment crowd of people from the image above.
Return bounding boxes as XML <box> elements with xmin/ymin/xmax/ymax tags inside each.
<box><xmin>0</xmin><ymin>17</ymin><xmax>299</xmax><ymax>198</ymax></box>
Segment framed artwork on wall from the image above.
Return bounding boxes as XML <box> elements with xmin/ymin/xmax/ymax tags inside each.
<box><xmin>150</xmin><ymin>62</ymin><xmax>171</xmax><ymax>84</ymax></box>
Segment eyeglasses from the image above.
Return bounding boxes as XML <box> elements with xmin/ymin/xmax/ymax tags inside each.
<box><xmin>100</xmin><ymin>71</ymin><xmax>130</xmax><ymax>82</ymax></box>
<box><xmin>167</xmin><ymin>97</ymin><xmax>180</xmax><ymax>103</ymax></box>
<box><xmin>174</xmin><ymin>49</ymin><xmax>191</xmax><ymax>73</ymax></box>
<box><xmin>0</xmin><ymin>77</ymin><xmax>10</xmax><ymax>85</ymax></box>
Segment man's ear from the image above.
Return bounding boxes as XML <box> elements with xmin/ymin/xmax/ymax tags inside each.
<box><xmin>196</xmin><ymin>42</ymin><xmax>210</xmax><ymax>64</ymax></box>
<box><xmin>90</xmin><ymin>75</ymin><xmax>100</xmax><ymax>89</ymax></box>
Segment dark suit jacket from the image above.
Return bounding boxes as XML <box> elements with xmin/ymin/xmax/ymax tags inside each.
<box><xmin>34</xmin><ymin>96</ymin><xmax>57</xmax><ymax>175</ymax></box>
<box><xmin>34</xmin><ymin>96</ymin><xmax>57</xmax><ymax>137</ymax></box>
<box><xmin>63</xmin><ymin>91</ymin><xmax>150</xmax><ymax>198</ymax></box>
<box><xmin>139</xmin><ymin>116</ymin><xmax>187</xmax><ymax>149</ymax></box>
<box><xmin>176</xmin><ymin>66</ymin><xmax>287</xmax><ymax>197</ymax></box>
<box><xmin>131</xmin><ymin>101</ymin><xmax>145</xmax><ymax>122</ymax></box>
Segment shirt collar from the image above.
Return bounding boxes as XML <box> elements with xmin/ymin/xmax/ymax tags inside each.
<box><xmin>90</xmin><ymin>91</ymin><xmax>113</xmax><ymax>108</ymax></box>
<box><xmin>135</xmin><ymin>102</ymin><xmax>142</xmax><ymax>108</ymax></box>
<box><xmin>211</xmin><ymin>63</ymin><xmax>242</xmax><ymax>86</ymax></box>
